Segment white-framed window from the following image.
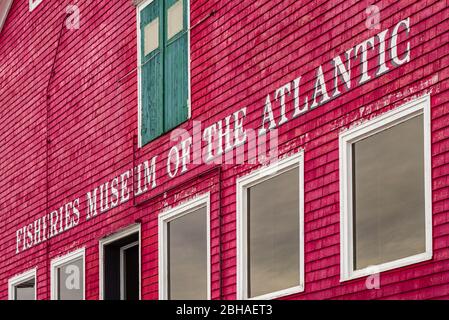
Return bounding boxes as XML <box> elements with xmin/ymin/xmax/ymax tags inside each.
<box><xmin>236</xmin><ymin>152</ymin><xmax>305</xmax><ymax>300</ymax></box>
<box><xmin>158</xmin><ymin>193</ymin><xmax>211</xmax><ymax>300</ymax></box>
<box><xmin>29</xmin><ymin>0</ymin><xmax>43</xmax><ymax>12</ymax></box>
<box><xmin>339</xmin><ymin>94</ymin><xmax>432</xmax><ymax>281</ymax></box>
<box><xmin>99</xmin><ymin>224</ymin><xmax>141</xmax><ymax>300</ymax></box>
<box><xmin>8</xmin><ymin>268</ymin><xmax>37</xmax><ymax>300</ymax></box>
<box><xmin>50</xmin><ymin>248</ymin><xmax>85</xmax><ymax>300</ymax></box>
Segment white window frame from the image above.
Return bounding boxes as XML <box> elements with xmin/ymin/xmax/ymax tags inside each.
<box><xmin>29</xmin><ymin>0</ymin><xmax>43</xmax><ymax>12</ymax></box>
<box><xmin>50</xmin><ymin>248</ymin><xmax>86</xmax><ymax>300</ymax></box>
<box><xmin>339</xmin><ymin>94</ymin><xmax>433</xmax><ymax>282</ymax></box>
<box><xmin>8</xmin><ymin>268</ymin><xmax>37</xmax><ymax>300</ymax></box>
<box><xmin>0</xmin><ymin>0</ymin><xmax>13</xmax><ymax>33</ymax></box>
<box><xmin>158</xmin><ymin>193</ymin><xmax>211</xmax><ymax>300</ymax></box>
<box><xmin>136</xmin><ymin>0</ymin><xmax>192</xmax><ymax>148</ymax></box>
<box><xmin>99</xmin><ymin>223</ymin><xmax>141</xmax><ymax>300</ymax></box>
<box><xmin>236</xmin><ymin>152</ymin><xmax>305</xmax><ymax>300</ymax></box>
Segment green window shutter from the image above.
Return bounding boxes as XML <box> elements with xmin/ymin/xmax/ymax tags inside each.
<box><xmin>140</xmin><ymin>0</ymin><xmax>164</xmax><ymax>145</ymax></box>
<box><xmin>163</xmin><ymin>0</ymin><xmax>188</xmax><ymax>132</ymax></box>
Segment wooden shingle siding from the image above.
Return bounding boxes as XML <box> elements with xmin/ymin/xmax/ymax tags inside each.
<box><xmin>0</xmin><ymin>0</ymin><xmax>448</xmax><ymax>300</ymax></box>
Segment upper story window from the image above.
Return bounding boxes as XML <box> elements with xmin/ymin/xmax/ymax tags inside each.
<box><xmin>0</xmin><ymin>0</ymin><xmax>13</xmax><ymax>33</ymax></box>
<box><xmin>8</xmin><ymin>268</ymin><xmax>37</xmax><ymax>300</ymax></box>
<box><xmin>29</xmin><ymin>0</ymin><xmax>43</xmax><ymax>12</ymax></box>
<box><xmin>137</xmin><ymin>0</ymin><xmax>190</xmax><ymax>146</ymax></box>
<box><xmin>237</xmin><ymin>153</ymin><xmax>305</xmax><ymax>300</ymax></box>
<box><xmin>339</xmin><ymin>95</ymin><xmax>432</xmax><ymax>281</ymax></box>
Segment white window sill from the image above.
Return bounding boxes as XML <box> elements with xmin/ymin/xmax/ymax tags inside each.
<box><xmin>340</xmin><ymin>251</ymin><xmax>433</xmax><ymax>282</ymax></box>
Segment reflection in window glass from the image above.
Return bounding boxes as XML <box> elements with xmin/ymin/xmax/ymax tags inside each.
<box><xmin>56</xmin><ymin>258</ymin><xmax>84</xmax><ymax>300</ymax></box>
<box><xmin>247</xmin><ymin>167</ymin><xmax>300</xmax><ymax>298</ymax></box>
<box><xmin>14</xmin><ymin>278</ymin><xmax>35</xmax><ymax>300</ymax></box>
<box><xmin>352</xmin><ymin>115</ymin><xmax>425</xmax><ymax>270</ymax></box>
<box><xmin>168</xmin><ymin>207</ymin><xmax>207</xmax><ymax>300</ymax></box>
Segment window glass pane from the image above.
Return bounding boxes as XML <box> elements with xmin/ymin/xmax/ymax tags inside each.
<box><xmin>144</xmin><ymin>18</ymin><xmax>159</xmax><ymax>56</ymax></box>
<box><xmin>57</xmin><ymin>258</ymin><xmax>84</xmax><ymax>300</ymax></box>
<box><xmin>14</xmin><ymin>278</ymin><xmax>35</xmax><ymax>300</ymax></box>
<box><xmin>167</xmin><ymin>0</ymin><xmax>183</xmax><ymax>40</ymax></box>
<box><xmin>353</xmin><ymin>115</ymin><xmax>425</xmax><ymax>270</ymax></box>
<box><xmin>168</xmin><ymin>207</ymin><xmax>207</xmax><ymax>300</ymax></box>
<box><xmin>247</xmin><ymin>167</ymin><xmax>300</xmax><ymax>298</ymax></box>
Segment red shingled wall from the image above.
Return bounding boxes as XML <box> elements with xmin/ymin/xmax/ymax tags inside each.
<box><xmin>0</xmin><ymin>0</ymin><xmax>448</xmax><ymax>300</ymax></box>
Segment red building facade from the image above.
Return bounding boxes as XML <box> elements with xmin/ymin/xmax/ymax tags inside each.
<box><xmin>1</xmin><ymin>0</ymin><xmax>449</xmax><ymax>300</ymax></box>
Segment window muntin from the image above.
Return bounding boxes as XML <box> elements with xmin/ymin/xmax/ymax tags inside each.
<box><xmin>51</xmin><ymin>249</ymin><xmax>85</xmax><ymax>300</ymax></box>
<box><xmin>340</xmin><ymin>95</ymin><xmax>432</xmax><ymax>281</ymax></box>
<box><xmin>159</xmin><ymin>194</ymin><xmax>210</xmax><ymax>300</ymax></box>
<box><xmin>237</xmin><ymin>153</ymin><xmax>305</xmax><ymax>300</ymax></box>
<box><xmin>9</xmin><ymin>269</ymin><xmax>36</xmax><ymax>300</ymax></box>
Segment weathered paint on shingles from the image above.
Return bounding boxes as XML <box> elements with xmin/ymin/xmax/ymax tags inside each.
<box><xmin>0</xmin><ymin>0</ymin><xmax>448</xmax><ymax>300</ymax></box>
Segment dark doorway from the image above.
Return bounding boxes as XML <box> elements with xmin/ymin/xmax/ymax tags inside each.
<box><xmin>103</xmin><ymin>232</ymin><xmax>139</xmax><ymax>300</ymax></box>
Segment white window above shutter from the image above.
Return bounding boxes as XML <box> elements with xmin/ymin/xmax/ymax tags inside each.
<box><xmin>167</xmin><ymin>0</ymin><xmax>183</xmax><ymax>40</ymax></box>
<box><xmin>144</xmin><ymin>18</ymin><xmax>159</xmax><ymax>56</ymax></box>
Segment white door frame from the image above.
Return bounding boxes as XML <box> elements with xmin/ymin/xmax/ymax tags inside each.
<box><xmin>99</xmin><ymin>224</ymin><xmax>141</xmax><ymax>300</ymax></box>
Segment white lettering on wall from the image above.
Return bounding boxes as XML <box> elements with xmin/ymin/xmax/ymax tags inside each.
<box><xmin>259</xmin><ymin>17</ymin><xmax>412</xmax><ymax>135</ymax></box>
<box><xmin>14</xmin><ymin>17</ymin><xmax>412</xmax><ymax>254</ymax></box>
